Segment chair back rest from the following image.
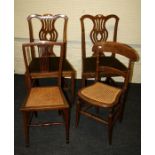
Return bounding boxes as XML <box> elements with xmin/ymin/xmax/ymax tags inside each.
<box><xmin>94</xmin><ymin>41</ymin><xmax>138</xmax><ymax>91</ymax></box>
<box><xmin>22</xmin><ymin>41</ymin><xmax>65</xmax><ymax>86</ymax></box>
<box><xmin>80</xmin><ymin>14</ymin><xmax>119</xmax><ymax>58</ymax></box>
<box><xmin>27</xmin><ymin>14</ymin><xmax>68</xmax><ymax>57</ymax></box>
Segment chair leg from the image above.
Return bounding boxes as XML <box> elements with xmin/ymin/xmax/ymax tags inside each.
<box><xmin>58</xmin><ymin>110</ymin><xmax>62</xmax><ymax>115</ymax></box>
<box><xmin>63</xmin><ymin>108</ymin><xmax>69</xmax><ymax>144</ymax></box>
<box><xmin>34</xmin><ymin>79</ymin><xmax>40</xmax><ymax>86</ymax></box>
<box><xmin>119</xmin><ymin>94</ymin><xmax>126</xmax><ymax>122</ymax></box>
<box><xmin>22</xmin><ymin>112</ymin><xmax>30</xmax><ymax>147</ymax></box>
<box><xmin>61</xmin><ymin>77</ymin><xmax>65</xmax><ymax>90</ymax></box>
<box><xmin>95</xmin><ymin>107</ymin><xmax>100</xmax><ymax>114</ymax></box>
<box><xmin>76</xmin><ymin>99</ymin><xmax>81</xmax><ymax>128</ymax></box>
<box><xmin>82</xmin><ymin>77</ymin><xmax>86</xmax><ymax>87</ymax></box>
<box><xmin>119</xmin><ymin>102</ymin><xmax>125</xmax><ymax>122</ymax></box>
<box><xmin>71</xmin><ymin>73</ymin><xmax>75</xmax><ymax>103</ymax></box>
<box><xmin>24</xmin><ymin>73</ymin><xmax>31</xmax><ymax>93</ymax></box>
<box><xmin>34</xmin><ymin>111</ymin><xmax>38</xmax><ymax>118</ymax></box>
<box><xmin>108</xmin><ymin>112</ymin><xmax>113</xmax><ymax>145</ymax></box>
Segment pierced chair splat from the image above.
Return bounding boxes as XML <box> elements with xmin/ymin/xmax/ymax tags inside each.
<box><xmin>80</xmin><ymin>14</ymin><xmax>127</xmax><ymax>87</ymax></box>
<box><xmin>25</xmin><ymin>14</ymin><xmax>76</xmax><ymax>102</ymax></box>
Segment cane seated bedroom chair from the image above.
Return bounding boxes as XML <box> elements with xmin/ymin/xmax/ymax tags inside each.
<box><xmin>80</xmin><ymin>14</ymin><xmax>127</xmax><ymax>87</ymax></box>
<box><xmin>76</xmin><ymin>41</ymin><xmax>138</xmax><ymax>144</ymax></box>
<box><xmin>20</xmin><ymin>41</ymin><xmax>70</xmax><ymax>146</ymax></box>
<box><xmin>25</xmin><ymin>14</ymin><xmax>76</xmax><ymax>102</ymax></box>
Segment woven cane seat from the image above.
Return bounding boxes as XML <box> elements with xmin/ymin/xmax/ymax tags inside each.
<box><xmin>25</xmin><ymin>87</ymin><xmax>68</xmax><ymax>108</ymax></box>
<box><xmin>80</xmin><ymin>82</ymin><xmax>122</xmax><ymax>107</ymax></box>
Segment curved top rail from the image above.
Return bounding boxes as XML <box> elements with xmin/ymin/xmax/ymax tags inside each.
<box><xmin>93</xmin><ymin>41</ymin><xmax>139</xmax><ymax>61</ymax></box>
<box><xmin>27</xmin><ymin>14</ymin><xmax>68</xmax><ymax>21</ymax></box>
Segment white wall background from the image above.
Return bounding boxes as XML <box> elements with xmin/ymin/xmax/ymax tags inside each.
<box><xmin>14</xmin><ymin>0</ymin><xmax>141</xmax><ymax>83</ymax></box>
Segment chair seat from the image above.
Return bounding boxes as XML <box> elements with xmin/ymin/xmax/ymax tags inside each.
<box><xmin>79</xmin><ymin>82</ymin><xmax>122</xmax><ymax>107</ymax></box>
<box><xmin>83</xmin><ymin>56</ymin><xmax>127</xmax><ymax>73</ymax></box>
<box><xmin>29</xmin><ymin>57</ymin><xmax>74</xmax><ymax>73</ymax></box>
<box><xmin>23</xmin><ymin>87</ymin><xmax>69</xmax><ymax>110</ymax></box>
